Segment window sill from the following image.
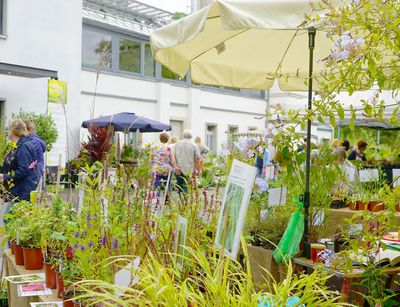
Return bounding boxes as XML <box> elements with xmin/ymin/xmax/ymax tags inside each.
<box><xmin>0</xmin><ymin>34</ymin><xmax>8</xmax><ymax>40</ymax></box>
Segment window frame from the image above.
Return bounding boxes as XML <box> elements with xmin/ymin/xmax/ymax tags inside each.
<box><xmin>205</xmin><ymin>123</ymin><xmax>218</xmax><ymax>152</ymax></box>
<box><xmin>81</xmin><ymin>23</ymin><xmax>265</xmax><ymax>97</ymax></box>
<box><xmin>82</xmin><ymin>26</ymin><xmax>114</xmax><ymax>71</ymax></box>
<box><xmin>0</xmin><ymin>0</ymin><xmax>5</xmax><ymax>36</ymax></box>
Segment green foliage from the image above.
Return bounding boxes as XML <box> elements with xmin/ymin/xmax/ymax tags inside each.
<box><xmin>12</xmin><ymin>110</ymin><xmax>58</xmax><ymax>152</ymax></box>
<box><xmin>339</xmin><ymin>209</ymin><xmax>397</xmax><ymax>305</ymax></box>
<box><xmin>73</xmin><ymin>243</ymin><xmax>345</xmax><ymax>306</ymax></box>
<box><xmin>172</xmin><ymin>12</ymin><xmax>187</xmax><ymax>20</ymax></box>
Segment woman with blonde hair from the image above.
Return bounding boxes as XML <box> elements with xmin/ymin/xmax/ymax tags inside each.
<box><xmin>150</xmin><ymin>131</ymin><xmax>174</xmax><ymax>196</ymax></box>
<box><xmin>194</xmin><ymin>136</ymin><xmax>209</xmax><ymax>172</ymax></box>
<box><xmin>0</xmin><ymin>119</ymin><xmax>39</xmax><ymax>202</ymax></box>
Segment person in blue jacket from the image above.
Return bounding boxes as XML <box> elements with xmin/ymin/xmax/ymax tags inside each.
<box><xmin>23</xmin><ymin>120</ymin><xmax>46</xmax><ymax>180</ymax></box>
<box><xmin>0</xmin><ymin>119</ymin><xmax>39</xmax><ymax>202</ymax></box>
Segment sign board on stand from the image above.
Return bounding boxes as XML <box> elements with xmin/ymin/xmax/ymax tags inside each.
<box><xmin>215</xmin><ymin>159</ymin><xmax>257</xmax><ymax>260</ymax></box>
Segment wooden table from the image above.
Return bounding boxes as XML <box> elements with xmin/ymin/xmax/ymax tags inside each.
<box><xmin>4</xmin><ymin>249</ymin><xmax>61</xmax><ymax>307</ymax></box>
<box><xmin>293</xmin><ymin>256</ymin><xmax>400</xmax><ymax>304</ymax></box>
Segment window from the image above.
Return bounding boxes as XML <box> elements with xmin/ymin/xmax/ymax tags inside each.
<box><xmin>162</xmin><ymin>65</ymin><xmax>186</xmax><ymax>81</ymax></box>
<box><xmin>227</xmin><ymin>125</ymin><xmax>238</xmax><ymax>145</ymax></box>
<box><xmin>82</xmin><ymin>28</ymin><xmax>112</xmax><ymax>68</ymax></box>
<box><xmin>205</xmin><ymin>124</ymin><xmax>217</xmax><ymax>152</ymax></box>
<box><xmin>170</xmin><ymin>120</ymin><xmax>183</xmax><ymax>139</ymax></box>
<box><xmin>119</xmin><ymin>39</ymin><xmax>141</xmax><ymax>73</ymax></box>
<box><xmin>0</xmin><ymin>0</ymin><xmax>4</xmax><ymax>35</ymax></box>
<box><xmin>144</xmin><ymin>43</ymin><xmax>155</xmax><ymax>77</ymax></box>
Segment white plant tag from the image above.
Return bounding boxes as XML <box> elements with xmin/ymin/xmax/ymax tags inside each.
<box><xmin>268</xmin><ymin>186</ymin><xmax>287</xmax><ymax>206</ymax></box>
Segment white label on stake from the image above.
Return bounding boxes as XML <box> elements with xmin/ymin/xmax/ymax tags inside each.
<box><xmin>268</xmin><ymin>186</ymin><xmax>287</xmax><ymax>206</ymax></box>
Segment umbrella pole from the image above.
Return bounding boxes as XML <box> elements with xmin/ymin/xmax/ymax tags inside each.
<box><xmin>304</xmin><ymin>27</ymin><xmax>316</xmax><ymax>253</ymax></box>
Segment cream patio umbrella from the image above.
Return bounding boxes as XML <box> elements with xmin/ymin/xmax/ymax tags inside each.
<box><xmin>150</xmin><ymin>0</ymin><xmax>335</xmax><ymax>249</ymax></box>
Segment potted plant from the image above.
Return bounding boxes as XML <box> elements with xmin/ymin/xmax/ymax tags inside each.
<box><xmin>11</xmin><ymin>202</ymin><xmax>52</xmax><ymax>270</ymax></box>
<box><xmin>339</xmin><ymin>210</ymin><xmax>397</xmax><ymax>306</ymax></box>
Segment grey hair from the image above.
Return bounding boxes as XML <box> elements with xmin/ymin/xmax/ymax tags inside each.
<box><xmin>183</xmin><ymin>129</ymin><xmax>193</xmax><ymax>139</ymax></box>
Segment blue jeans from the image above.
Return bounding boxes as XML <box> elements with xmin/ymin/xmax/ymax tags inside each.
<box><xmin>154</xmin><ymin>174</ymin><xmax>170</xmax><ymax>196</ymax></box>
<box><xmin>176</xmin><ymin>174</ymin><xmax>189</xmax><ymax>195</ymax></box>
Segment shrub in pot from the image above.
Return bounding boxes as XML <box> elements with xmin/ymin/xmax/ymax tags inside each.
<box><xmin>14</xmin><ymin>202</ymin><xmax>51</xmax><ymax>270</ymax></box>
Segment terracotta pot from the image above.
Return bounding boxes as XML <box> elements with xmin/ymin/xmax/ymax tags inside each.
<box><xmin>14</xmin><ymin>244</ymin><xmax>24</xmax><ymax>265</ymax></box>
<box><xmin>56</xmin><ymin>271</ymin><xmax>65</xmax><ymax>299</ymax></box>
<box><xmin>368</xmin><ymin>201</ymin><xmax>385</xmax><ymax>212</ymax></box>
<box><xmin>10</xmin><ymin>240</ymin><xmax>16</xmax><ymax>255</ymax></box>
<box><xmin>62</xmin><ymin>290</ymin><xmax>80</xmax><ymax>307</ymax></box>
<box><xmin>348</xmin><ymin>200</ymin><xmax>357</xmax><ymax>210</ymax></box>
<box><xmin>356</xmin><ymin>200</ymin><xmax>368</xmax><ymax>210</ymax></box>
<box><xmin>44</xmin><ymin>262</ymin><xmax>57</xmax><ymax>289</ymax></box>
<box><xmin>23</xmin><ymin>247</ymin><xmax>44</xmax><ymax>270</ymax></box>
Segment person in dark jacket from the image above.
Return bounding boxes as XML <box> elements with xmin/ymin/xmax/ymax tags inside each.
<box><xmin>0</xmin><ymin>119</ymin><xmax>40</xmax><ymax>202</ymax></box>
<box><xmin>23</xmin><ymin>120</ymin><xmax>46</xmax><ymax>179</ymax></box>
<box><xmin>348</xmin><ymin>139</ymin><xmax>367</xmax><ymax>161</ymax></box>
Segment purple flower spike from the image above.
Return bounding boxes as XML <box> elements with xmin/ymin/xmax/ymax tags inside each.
<box><xmin>74</xmin><ymin>231</ymin><xmax>79</xmax><ymax>238</ymax></box>
<box><xmin>88</xmin><ymin>241</ymin><xmax>94</xmax><ymax>248</ymax></box>
<box><xmin>112</xmin><ymin>238</ymin><xmax>118</xmax><ymax>249</ymax></box>
<box><xmin>101</xmin><ymin>236</ymin><xmax>107</xmax><ymax>246</ymax></box>
<box><xmin>73</xmin><ymin>242</ymin><xmax>78</xmax><ymax>249</ymax></box>
<box><xmin>80</xmin><ymin>244</ymin><xmax>85</xmax><ymax>251</ymax></box>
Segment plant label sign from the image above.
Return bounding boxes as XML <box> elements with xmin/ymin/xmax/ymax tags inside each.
<box><xmin>268</xmin><ymin>186</ymin><xmax>287</xmax><ymax>206</ymax></box>
<box><xmin>359</xmin><ymin>169</ymin><xmax>379</xmax><ymax>182</ymax></box>
<box><xmin>393</xmin><ymin>169</ymin><xmax>400</xmax><ymax>187</ymax></box>
<box><xmin>113</xmin><ymin>257</ymin><xmax>140</xmax><ymax>296</ymax></box>
<box><xmin>175</xmin><ymin>215</ymin><xmax>188</xmax><ymax>270</ymax></box>
<box><xmin>215</xmin><ymin>159</ymin><xmax>257</xmax><ymax>260</ymax></box>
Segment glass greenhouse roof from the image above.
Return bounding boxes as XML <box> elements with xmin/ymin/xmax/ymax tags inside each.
<box><xmin>83</xmin><ymin>0</ymin><xmax>173</xmax><ymax>34</ymax></box>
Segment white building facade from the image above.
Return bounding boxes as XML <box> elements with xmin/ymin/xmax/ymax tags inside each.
<box><xmin>0</xmin><ymin>0</ymin><xmax>82</xmax><ymax>164</ymax></box>
<box><xmin>80</xmin><ymin>3</ymin><xmax>267</xmax><ymax>152</ymax></box>
<box><xmin>2</xmin><ymin>0</ymin><xmax>330</xmax><ymax>165</ymax></box>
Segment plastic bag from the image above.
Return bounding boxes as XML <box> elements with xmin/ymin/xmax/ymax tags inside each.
<box><xmin>273</xmin><ymin>196</ymin><xmax>304</xmax><ymax>264</ymax></box>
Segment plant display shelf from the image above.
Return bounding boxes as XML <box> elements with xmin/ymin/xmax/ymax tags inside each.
<box><xmin>4</xmin><ymin>249</ymin><xmax>61</xmax><ymax>307</ymax></box>
<box><xmin>292</xmin><ymin>256</ymin><xmax>400</xmax><ymax>305</ymax></box>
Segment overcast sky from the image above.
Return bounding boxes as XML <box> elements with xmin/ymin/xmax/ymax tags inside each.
<box><xmin>139</xmin><ymin>0</ymin><xmax>189</xmax><ymax>13</ymax></box>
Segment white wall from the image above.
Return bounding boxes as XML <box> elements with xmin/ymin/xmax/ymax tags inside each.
<box><xmin>0</xmin><ymin>0</ymin><xmax>82</xmax><ymax>165</ymax></box>
<box><xmin>81</xmin><ymin>70</ymin><xmax>266</xmax><ymax>150</ymax></box>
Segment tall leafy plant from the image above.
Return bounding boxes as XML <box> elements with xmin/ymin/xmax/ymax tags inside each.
<box><xmin>81</xmin><ymin>125</ymin><xmax>112</xmax><ymax>164</ymax></box>
<box><xmin>12</xmin><ymin>110</ymin><xmax>58</xmax><ymax>151</ymax></box>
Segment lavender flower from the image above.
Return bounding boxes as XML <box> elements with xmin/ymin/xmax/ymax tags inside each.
<box><xmin>73</xmin><ymin>242</ymin><xmax>78</xmax><ymax>249</ymax></box>
<box><xmin>88</xmin><ymin>241</ymin><xmax>94</xmax><ymax>248</ymax></box>
<box><xmin>73</xmin><ymin>231</ymin><xmax>79</xmax><ymax>238</ymax></box>
<box><xmin>80</xmin><ymin>244</ymin><xmax>85</xmax><ymax>251</ymax></box>
<box><xmin>219</xmin><ymin>148</ymin><xmax>230</xmax><ymax>156</ymax></box>
<box><xmin>112</xmin><ymin>238</ymin><xmax>118</xmax><ymax>249</ymax></box>
<box><xmin>255</xmin><ymin>177</ymin><xmax>268</xmax><ymax>192</ymax></box>
<box><xmin>101</xmin><ymin>236</ymin><xmax>107</xmax><ymax>246</ymax></box>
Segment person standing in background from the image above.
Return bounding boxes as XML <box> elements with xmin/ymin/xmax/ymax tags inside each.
<box><xmin>23</xmin><ymin>120</ymin><xmax>46</xmax><ymax>181</ymax></box>
<box><xmin>348</xmin><ymin>139</ymin><xmax>367</xmax><ymax>161</ymax></box>
<box><xmin>194</xmin><ymin>136</ymin><xmax>209</xmax><ymax>173</ymax></box>
<box><xmin>150</xmin><ymin>131</ymin><xmax>174</xmax><ymax>196</ymax></box>
<box><xmin>341</xmin><ymin>139</ymin><xmax>350</xmax><ymax>153</ymax></box>
<box><xmin>0</xmin><ymin>119</ymin><xmax>39</xmax><ymax>203</ymax></box>
<box><xmin>169</xmin><ymin>136</ymin><xmax>178</xmax><ymax>154</ymax></box>
<box><xmin>173</xmin><ymin>129</ymin><xmax>201</xmax><ymax>194</ymax></box>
